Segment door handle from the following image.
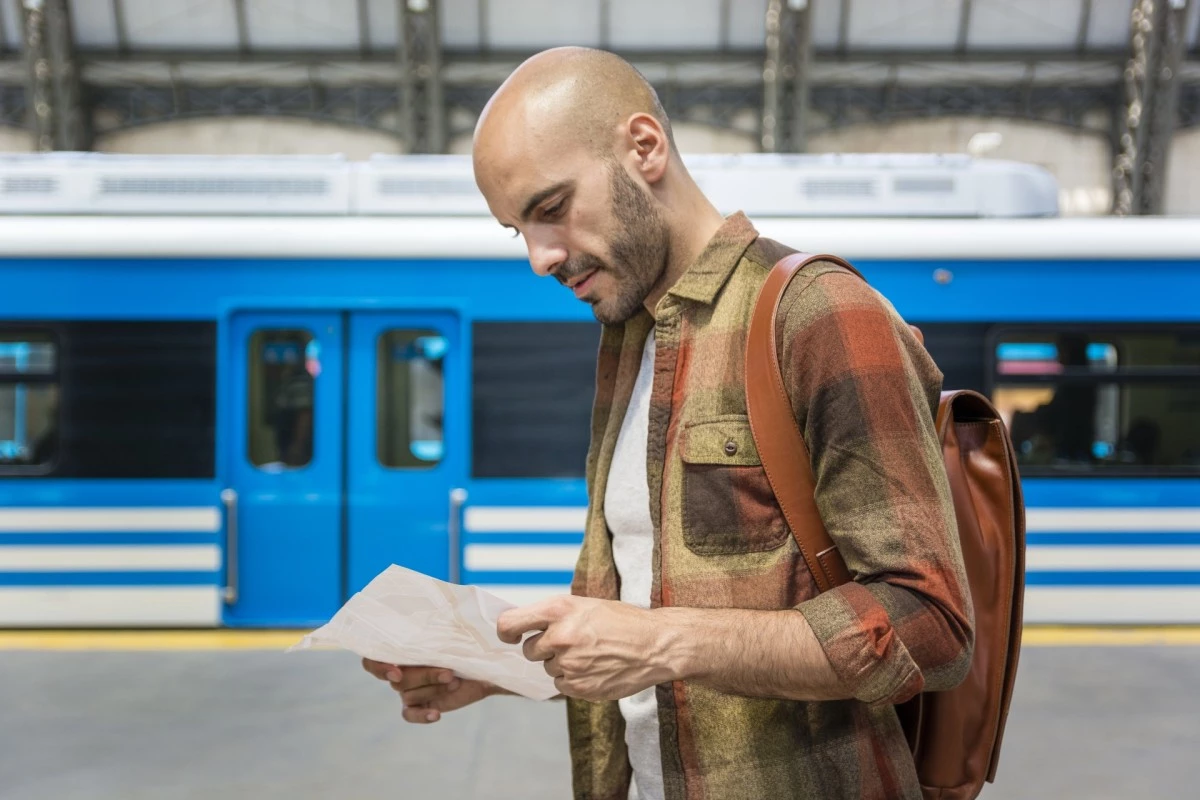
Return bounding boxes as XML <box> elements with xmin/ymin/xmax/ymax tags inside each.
<box><xmin>220</xmin><ymin>488</ymin><xmax>239</xmax><ymax>604</ymax></box>
<box><xmin>448</xmin><ymin>488</ymin><xmax>468</xmax><ymax>584</ymax></box>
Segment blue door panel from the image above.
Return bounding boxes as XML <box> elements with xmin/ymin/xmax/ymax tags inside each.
<box><xmin>346</xmin><ymin>311</ymin><xmax>464</xmax><ymax>594</ymax></box>
<box><xmin>225</xmin><ymin>312</ymin><xmax>344</xmax><ymax>626</ymax></box>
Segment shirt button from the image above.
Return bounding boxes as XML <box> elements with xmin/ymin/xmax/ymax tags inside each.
<box><xmin>724</xmin><ymin>440</ymin><xmax>738</xmax><ymax>456</ymax></box>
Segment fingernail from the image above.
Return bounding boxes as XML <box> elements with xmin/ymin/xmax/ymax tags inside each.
<box><xmin>426</xmin><ymin>711</ymin><xmax>438</xmax><ymax>722</ymax></box>
<box><xmin>447</xmin><ymin>679</ymin><xmax>461</xmax><ymax>691</ymax></box>
<box><xmin>439</xmin><ymin>672</ymin><xmax>454</xmax><ymax>684</ymax></box>
<box><xmin>386</xmin><ymin>670</ymin><xmax>402</xmax><ymax>682</ymax></box>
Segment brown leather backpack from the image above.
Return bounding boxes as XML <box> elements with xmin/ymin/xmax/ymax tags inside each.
<box><xmin>745</xmin><ymin>253</ymin><xmax>1026</xmax><ymax>800</ymax></box>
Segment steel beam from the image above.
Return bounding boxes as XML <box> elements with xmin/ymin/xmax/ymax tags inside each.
<box><xmin>957</xmin><ymin>0</ymin><xmax>972</xmax><ymax>53</ymax></box>
<box><xmin>1114</xmin><ymin>0</ymin><xmax>1191</xmax><ymax>215</ymax></box>
<box><xmin>19</xmin><ymin>0</ymin><xmax>89</xmax><ymax>150</ymax></box>
<box><xmin>762</xmin><ymin>0</ymin><xmax>813</xmax><ymax>152</ymax></box>
<box><xmin>837</xmin><ymin>0</ymin><xmax>851</xmax><ymax>56</ymax></box>
<box><xmin>1077</xmin><ymin>0</ymin><xmax>1093</xmax><ymax>52</ymax></box>
<box><xmin>233</xmin><ymin>0</ymin><xmax>250</xmax><ymax>56</ymax></box>
<box><xmin>357</xmin><ymin>0</ymin><xmax>371</xmax><ymax>56</ymax></box>
<box><xmin>396</xmin><ymin>0</ymin><xmax>446</xmax><ymax>153</ymax></box>
<box><xmin>112</xmin><ymin>0</ymin><xmax>130</xmax><ymax>55</ymax></box>
<box><xmin>0</xmin><ymin>2</ymin><xmax>9</xmax><ymax>58</ymax></box>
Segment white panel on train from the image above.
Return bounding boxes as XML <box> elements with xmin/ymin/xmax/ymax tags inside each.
<box><xmin>0</xmin><ymin>152</ymin><xmax>352</xmax><ymax>215</ymax></box>
<box><xmin>0</xmin><ymin>151</ymin><xmax>1060</xmax><ymax>218</ymax></box>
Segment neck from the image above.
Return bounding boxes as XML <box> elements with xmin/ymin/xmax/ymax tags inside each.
<box><xmin>642</xmin><ymin>179</ymin><xmax>726</xmax><ymax>315</ymax></box>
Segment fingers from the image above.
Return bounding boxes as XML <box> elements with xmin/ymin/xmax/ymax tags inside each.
<box><xmin>522</xmin><ymin>631</ymin><xmax>555</xmax><ymax>663</ymax></box>
<box><xmin>401</xmin><ymin>679</ymin><xmax>462</xmax><ymax>707</ymax></box>
<box><xmin>496</xmin><ymin>597</ymin><xmax>569</xmax><ymax>645</ymax></box>
<box><xmin>402</xmin><ymin>705</ymin><xmax>442</xmax><ymax>725</ymax></box>
<box><xmin>362</xmin><ymin>659</ymin><xmax>457</xmax><ymax>691</ymax></box>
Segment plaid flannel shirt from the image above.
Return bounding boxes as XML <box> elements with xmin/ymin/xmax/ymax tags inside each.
<box><xmin>567</xmin><ymin>213</ymin><xmax>974</xmax><ymax>800</ymax></box>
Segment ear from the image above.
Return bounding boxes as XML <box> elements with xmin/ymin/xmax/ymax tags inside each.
<box><xmin>625</xmin><ymin>113</ymin><xmax>671</xmax><ymax>185</ymax></box>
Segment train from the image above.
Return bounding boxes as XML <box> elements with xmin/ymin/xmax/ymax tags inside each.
<box><xmin>0</xmin><ymin>152</ymin><xmax>1197</xmax><ymax>628</ymax></box>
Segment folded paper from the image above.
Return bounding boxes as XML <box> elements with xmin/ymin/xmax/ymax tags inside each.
<box><xmin>287</xmin><ymin>564</ymin><xmax>559</xmax><ymax>700</ymax></box>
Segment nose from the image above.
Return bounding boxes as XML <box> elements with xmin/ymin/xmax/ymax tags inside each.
<box><xmin>524</xmin><ymin>231</ymin><xmax>568</xmax><ymax>279</ymax></box>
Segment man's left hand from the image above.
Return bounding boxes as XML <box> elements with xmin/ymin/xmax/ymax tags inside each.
<box><xmin>496</xmin><ymin>595</ymin><xmax>679</xmax><ymax>702</ymax></box>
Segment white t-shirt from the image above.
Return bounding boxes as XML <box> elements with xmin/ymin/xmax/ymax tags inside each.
<box><xmin>603</xmin><ymin>331</ymin><xmax>665</xmax><ymax>800</ymax></box>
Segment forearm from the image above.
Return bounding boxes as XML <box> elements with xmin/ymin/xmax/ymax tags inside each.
<box><xmin>657</xmin><ymin>606</ymin><xmax>848</xmax><ymax>702</ymax></box>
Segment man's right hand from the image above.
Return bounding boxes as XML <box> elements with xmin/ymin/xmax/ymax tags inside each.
<box><xmin>361</xmin><ymin>659</ymin><xmax>505</xmax><ymax>724</ymax></box>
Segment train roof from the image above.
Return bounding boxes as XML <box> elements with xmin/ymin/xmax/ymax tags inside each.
<box><xmin>1</xmin><ymin>215</ymin><xmax>1197</xmax><ymax>260</ymax></box>
<box><xmin>0</xmin><ymin>151</ymin><xmax>1059</xmax><ymax>219</ymax></box>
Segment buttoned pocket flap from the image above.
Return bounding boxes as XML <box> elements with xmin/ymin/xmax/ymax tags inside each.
<box><xmin>681</xmin><ymin>417</ymin><xmax>762</xmax><ymax>467</ymax></box>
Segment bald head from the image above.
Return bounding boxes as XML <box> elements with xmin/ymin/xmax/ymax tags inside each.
<box><xmin>470</xmin><ymin>48</ymin><xmax>720</xmax><ymax>327</ymax></box>
<box><xmin>473</xmin><ymin>47</ymin><xmax>675</xmax><ymax>161</ymax></box>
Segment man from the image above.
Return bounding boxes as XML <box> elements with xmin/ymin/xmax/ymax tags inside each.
<box><xmin>363</xmin><ymin>47</ymin><xmax>973</xmax><ymax>800</ymax></box>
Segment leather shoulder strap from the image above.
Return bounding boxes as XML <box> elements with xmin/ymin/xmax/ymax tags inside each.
<box><xmin>745</xmin><ymin>252</ymin><xmax>854</xmax><ymax>593</ymax></box>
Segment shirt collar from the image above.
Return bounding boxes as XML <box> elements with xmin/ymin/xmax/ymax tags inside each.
<box><xmin>665</xmin><ymin>211</ymin><xmax>759</xmax><ymax>306</ymax></box>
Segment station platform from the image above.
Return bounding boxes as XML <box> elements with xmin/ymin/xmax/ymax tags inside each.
<box><xmin>1</xmin><ymin>627</ymin><xmax>1196</xmax><ymax>799</ymax></box>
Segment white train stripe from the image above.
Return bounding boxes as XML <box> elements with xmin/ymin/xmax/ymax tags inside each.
<box><xmin>464</xmin><ymin>507</ymin><xmax>587</xmax><ymax>534</ymax></box>
<box><xmin>0</xmin><ymin>587</ymin><xmax>220</xmax><ymax>627</ymax></box>
<box><xmin>1026</xmin><ymin>508</ymin><xmax>1200</xmax><ymax>533</ymax></box>
<box><xmin>464</xmin><ymin>507</ymin><xmax>1200</xmax><ymax>535</ymax></box>
<box><xmin>475</xmin><ymin>585</ymin><xmax>573</xmax><ymax>607</ymax></box>
<box><xmin>0</xmin><ymin>546</ymin><xmax>221</xmax><ymax>572</ymax></box>
<box><xmin>1024</xmin><ymin>588</ymin><xmax>1200</xmax><ymax>624</ymax></box>
<box><xmin>464</xmin><ymin>544</ymin><xmax>581</xmax><ymax>572</ymax></box>
<box><xmin>0</xmin><ymin>508</ymin><xmax>221</xmax><ymax>533</ymax></box>
<box><xmin>1026</xmin><ymin>546</ymin><xmax>1200</xmax><ymax>571</ymax></box>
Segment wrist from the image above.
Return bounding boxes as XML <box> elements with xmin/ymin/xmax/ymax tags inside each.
<box><xmin>651</xmin><ymin>607</ymin><xmax>703</xmax><ymax>683</ymax></box>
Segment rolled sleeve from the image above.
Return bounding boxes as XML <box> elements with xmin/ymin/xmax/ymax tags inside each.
<box><xmin>777</xmin><ymin>267</ymin><xmax>974</xmax><ymax>705</ymax></box>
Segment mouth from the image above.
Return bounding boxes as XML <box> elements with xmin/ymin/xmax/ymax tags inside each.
<box><xmin>569</xmin><ymin>269</ymin><xmax>599</xmax><ymax>298</ymax></box>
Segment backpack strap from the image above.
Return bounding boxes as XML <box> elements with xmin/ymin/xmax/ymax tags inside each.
<box><xmin>745</xmin><ymin>252</ymin><xmax>856</xmax><ymax>593</ymax></box>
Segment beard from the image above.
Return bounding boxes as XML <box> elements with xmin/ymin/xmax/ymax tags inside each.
<box><xmin>556</xmin><ymin>164</ymin><xmax>670</xmax><ymax>326</ymax></box>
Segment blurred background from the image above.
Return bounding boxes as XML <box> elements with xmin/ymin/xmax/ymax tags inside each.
<box><xmin>1</xmin><ymin>2</ymin><xmax>1199</xmax><ymax>799</ymax></box>
<box><xmin>0</xmin><ymin>0</ymin><xmax>1196</xmax><ymax>213</ymax></box>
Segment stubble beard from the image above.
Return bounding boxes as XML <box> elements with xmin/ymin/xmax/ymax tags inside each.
<box><xmin>583</xmin><ymin>165</ymin><xmax>671</xmax><ymax>326</ymax></box>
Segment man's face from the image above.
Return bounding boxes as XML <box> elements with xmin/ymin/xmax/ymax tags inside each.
<box><xmin>476</xmin><ymin>138</ymin><xmax>670</xmax><ymax>325</ymax></box>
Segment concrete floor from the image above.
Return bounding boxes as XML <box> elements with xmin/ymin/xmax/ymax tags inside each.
<box><xmin>0</xmin><ymin>645</ymin><xmax>1196</xmax><ymax>799</ymax></box>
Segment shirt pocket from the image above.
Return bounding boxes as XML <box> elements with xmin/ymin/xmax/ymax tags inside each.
<box><xmin>679</xmin><ymin>415</ymin><xmax>790</xmax><ymax>556</ymax></box>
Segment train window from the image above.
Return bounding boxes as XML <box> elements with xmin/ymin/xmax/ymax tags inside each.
<box><xmin>472</xmin><ymin>321</ymin><xmax>599</xmax><ymax>478</ymax></box>
<box><xmin>990</xmin><ymin>328</ymin><xmax>1200</xmax><ymax>474</ymax></box>
<box><xmin>377</xmin><ymin>330</ymin><xmax>445</xmax><ymax>468</ymax></box>
<box><xmin>0</xmin><ymin>333</ymin><xmax>59</xmax><ymax>470</ymax></box>
<box><xmin>248</xmin><ymin>329</ymin><xmax>317</xmax><ymax>470</ymax></box>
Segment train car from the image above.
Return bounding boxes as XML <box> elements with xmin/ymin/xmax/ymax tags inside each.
<box><xmin>0</xmin><ymin>153</ymin><xmax>1197</xmax><ymax>628</ymax></box>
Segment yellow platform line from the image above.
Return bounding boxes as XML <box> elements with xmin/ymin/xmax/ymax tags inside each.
<box><xmin>0</xmin><ymin>629</ymin><xmax>309</xmax><ymax>651</ymax></box>
<box><xmin>2</xmin><ymin>625</ymin><xmax>1200</xmax><ymax>651</ymax></box>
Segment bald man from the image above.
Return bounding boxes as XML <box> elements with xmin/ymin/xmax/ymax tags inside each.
<box><xmin>363</xmin><ymin>48</ymin><xmax>973</xmax><ymax>800</ymax></box>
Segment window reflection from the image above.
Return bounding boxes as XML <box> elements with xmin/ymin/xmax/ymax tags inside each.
<box><xmin>993</xmin><ymin>330</ymin><xmax>1200</xmax><ymax>471</ymax></box>
<box><xmin>249</xmin><ymin>330</ymin><xmax>317</xmax><ymax>470</ymax></box>
<box><xmin>377</xmin><ymin>330</ymin><xmax>445</xmax><ymax>469</ymax></box>
<box><xmin>0</xmin><ymin>335</ymin><xmax>59</xmax><ymax>468</ymax></box>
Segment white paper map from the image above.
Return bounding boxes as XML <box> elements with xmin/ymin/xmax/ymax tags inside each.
<box><xmin>287</xmin><ymin>564</ymin><xmax>559</xmax><ymax>700</ymax></box>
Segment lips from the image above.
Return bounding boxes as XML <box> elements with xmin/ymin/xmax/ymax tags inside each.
<box><xmin>570</xmin><ymin>270</ymin><xmax>598</xmax><ymax>298</ymax></box>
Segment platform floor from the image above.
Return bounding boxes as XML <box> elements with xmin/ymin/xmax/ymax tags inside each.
<box><xmin>1</xmin><ymin>633</ymin><xmax>1196</xmax><ymax>799</ymax></box>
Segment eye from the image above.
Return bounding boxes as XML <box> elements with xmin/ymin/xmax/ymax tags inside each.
<box><xmin>542</xmin><ymin>199</ymin><xmax>565</xmax><ymax>220</ymax></box>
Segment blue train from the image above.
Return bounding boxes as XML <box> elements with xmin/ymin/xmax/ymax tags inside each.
<box><xmin>0</xmin><ymin>153</ymin><xmax>1197</xmax><ymax>627</ymax></box>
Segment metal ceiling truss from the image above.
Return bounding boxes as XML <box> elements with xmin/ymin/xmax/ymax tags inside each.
<box><xmin>762</xmin><ymin>0</ymin><xmax>814</xmax><ymax>152</ymax></box>
<box><xmin>396</xmin><ymin>0</ymin><xmax>445</xmax><ymax>154</ymax></box>
<box><xmin>1113</xmin><ymin>0</ymin><xmax>1192</xmax><ymax>216</ymax></box>
<box><xmin>18</xmin><ymin>0</ymin><xmax>90</xmax><ymax>151</ymax></box>
<box><xmin>0</xmin><ymin>51</ymin><xmax>1196</xmax><ymax>148</ymax></box>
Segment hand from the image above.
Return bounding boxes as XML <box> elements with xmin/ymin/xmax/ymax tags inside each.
<box><xmin>496</xmin><ymin>595</ymin><xmax>677</xmax><ymax>702</ymax></box>
<box><xmin>361</xmin><ymin>659</ymin><xmax>502</xmax><ymax>724</ymax></box>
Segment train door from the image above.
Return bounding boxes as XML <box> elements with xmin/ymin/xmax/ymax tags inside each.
<box><xmin>224</xmin><ymin>309</ymin><xmax>463</xmax><ymax>626</ymax></box>
<box><xmin>344</xmin><ymin>311</ymin><xmax>464</xmax><ymax>594</ymax></box>
<box><xmin>225</xmin><ymin>312</ymin><xmax>345</xmax><ymax>626</ymax></box>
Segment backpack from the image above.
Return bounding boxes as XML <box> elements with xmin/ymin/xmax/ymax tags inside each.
<box><xmin>745</xmin><ymin>253</ymin><xmax>1026</xmax><ymax>800</ymax></box>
